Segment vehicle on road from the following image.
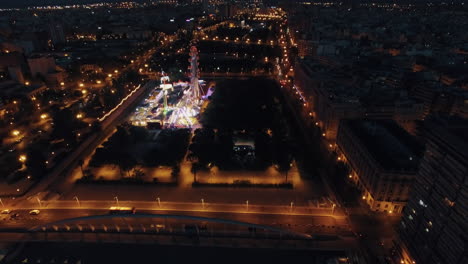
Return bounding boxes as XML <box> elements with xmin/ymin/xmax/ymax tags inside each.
<box><xmin>10</xmin><ymin>213</ymin><xmax>20</xmax><ymax>218</ymax></box>
<box><xmin>1</xmin><ymin>209</ymin><xmax>11</xmax><ymax>214</ymax></box>
<box><xmin>109</xmin><ymin>206</ymin><xmax>136</xmax><ymax>214</ymax></box>
<box><xmin>29</xmin><ymin>209</ymin><xmax>40</xmax><ymax>215</ymax></box>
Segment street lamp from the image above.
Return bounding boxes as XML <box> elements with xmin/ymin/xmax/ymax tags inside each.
<box><xmin>18</xmin><ymin>155</ymin><xmax>27</xmax><ymax>163</ymax></box>
<box><xmin>73</xmin><ymin>196</ymin><xmax>80</xmax><ymax>207</ymax></box>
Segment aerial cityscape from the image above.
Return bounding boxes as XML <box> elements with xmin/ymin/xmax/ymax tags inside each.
<box><xmin>0</xmin><ymin>0</ymin><xmax>467</xmax><ymax>263</ymax></box>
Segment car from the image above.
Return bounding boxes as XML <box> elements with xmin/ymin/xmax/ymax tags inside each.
<box><xmin>29</xmin><ymin>209</ymin><xmax>40</xmax><ymax>215</ymax></box>
<box><xmin>1</xmin><ymin>209</ymin><xmax>11</xmax><ymax>214</ymax></box>
<box><xmin>11</xmin><ymin>213</ymin><xmax>19</xmax><ymax>218</ymax></box>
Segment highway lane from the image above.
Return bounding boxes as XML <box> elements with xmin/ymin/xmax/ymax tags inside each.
<box><xmin>0</xmin><ymin>208</ymin><xmax>353</xmax><ymax>237</ymax></box>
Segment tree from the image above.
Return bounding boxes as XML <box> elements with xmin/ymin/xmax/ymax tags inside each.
<box><xmin>50</xmin><ymin>107</ymin><xmax>86</xmax><ymax>143</ymax></box>
<box><xmin>25</xmin><ymin>142</ymin><xmax>48</xmax><ymax>180</ymax></box>
<box><xmin>117</xmin><ymin>152</ymin><xmax>136</xmax><ymax>178</ymax></box>
<box><xmin>191</xmin><ymin>162</ymin><xmax>202</xmax><ymax>183</ymax></box>
<box><xmin>105</xmin><ymin>125</ymin><xmax>131</xmax><ymax>154</ymax></box>
<box><xmin>128</xmin><ymin>125</ymin><xmax>149</xmax><ymax>143</ymax></box>
<box><xmin>132</xmin><ymin>168</ymin><xmax>145</xmax><ymax>180</ymax></box>
<box><xmin>78</xmin><ymin>159</ymin><xmax>84</xmax><ymax>177</ymax></box>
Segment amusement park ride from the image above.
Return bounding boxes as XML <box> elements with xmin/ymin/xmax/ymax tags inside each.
<box><xmin>166</xmin><ymin>46</ymin><xmax>204</xmax><ymax>128</ymax></box>
<box><xmin>130</xmin><ymin>46</ymin><xmax>207</xmax><ymax>129</ymax></box>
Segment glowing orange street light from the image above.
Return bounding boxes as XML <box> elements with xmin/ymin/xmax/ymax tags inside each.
<box><xmin>18</xmin><ymin>155</ymin><xmax>27</xmax><ymax>163</ymax></box>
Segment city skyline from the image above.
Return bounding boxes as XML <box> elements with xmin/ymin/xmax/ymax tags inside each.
<box><xmin>0</xmin><ymin>0</ymin><xmax>466</xmax><ymax>263</ymax></box>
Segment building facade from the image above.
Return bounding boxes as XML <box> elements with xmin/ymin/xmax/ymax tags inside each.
<box><xmin>337</xmin><ymin>119</ymin><xmax>422</xmax><ymax>213</ymax></box>
<box><xmin>396</xmin><ymin>116</ymin><xmax>468</xmax><ymax>264</ymax></box>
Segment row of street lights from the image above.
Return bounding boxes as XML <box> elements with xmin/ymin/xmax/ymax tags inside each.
<box><xmin>67</xmin><ymin>196</ymin><xmax>303</xmax><ymax>213</ymax></box>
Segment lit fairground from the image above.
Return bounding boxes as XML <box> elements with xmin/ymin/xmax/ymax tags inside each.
<box><xmin>129</xmin><ymin>46</ymin><xmax>213</xmax><ymax>129</ymax></box>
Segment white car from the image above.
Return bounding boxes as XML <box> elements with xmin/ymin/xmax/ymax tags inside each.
<box><xmin>1</xmin><ymin>209</ymin><xmax>11</xmax><ymax>214</ymax></box>
<box><xmin>29</xmin><ymin>209</ymin><xmax>40</xmax><ymax>215</ymax></box>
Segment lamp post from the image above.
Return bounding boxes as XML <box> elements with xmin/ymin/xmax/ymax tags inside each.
<box><xmin>290</xmin><ymin>202</ymin><xmax>294</xmax><ymax>212</ymax></box>
<box><xmin>246</xmin><ymin>200</ymin><xmax>249</xmax><ymax>211</ymax></box>
<box><xmin>73</xmin><ymin>196</ymin><xmax>80</xmax><ymax>207</ymax></box>
<box><xmin>157</xmin><ymin>197</ymin><xmax>161</xmax><ymax>207</ymax></box>
<box><xmin>36</xmin><ymin>197</ymin><xmax>42</xmax><ymax>208</ymax></box>
<box><xmin>201</xmin><ymin>198</ymin><xmax>205</xmax><ymax>209</ymax></box>
<box><xmin>114</xmin><ymin>196</ymin><xmax>119</xmax><ymax>206</ymax></box>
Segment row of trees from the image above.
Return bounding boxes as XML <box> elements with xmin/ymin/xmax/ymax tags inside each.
<box><xmin>89</xmin><ymin>124</ymin><xmax>190</xmax><ymax>179</ymax></box>
<box><xmin>194</xmin><ymin>78</ymin><xmax>294</xmax><ymax>177</ymax></box>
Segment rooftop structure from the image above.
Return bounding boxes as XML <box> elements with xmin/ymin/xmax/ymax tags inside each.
<box><xmin>337</xmin><ymin>119</ymin><xmax>423</xmax><ymax>213</ymax></box>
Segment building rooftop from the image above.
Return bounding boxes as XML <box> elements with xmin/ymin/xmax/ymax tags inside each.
<box><xmin>342</xmin><ymin>119</ymin><xmax>423</xmax><ymax>172</ymax></box>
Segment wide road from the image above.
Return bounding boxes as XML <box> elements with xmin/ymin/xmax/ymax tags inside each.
<box><xmin>0</xmin><ymin>208</ymin><xmax>353</xmax><ymax>237</ymax></box>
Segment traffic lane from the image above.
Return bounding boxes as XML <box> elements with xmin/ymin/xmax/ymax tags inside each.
<box><xmin>0</xmin><ymin>209</ymin><xmax>345</xmax><ymax>235</ymax></box>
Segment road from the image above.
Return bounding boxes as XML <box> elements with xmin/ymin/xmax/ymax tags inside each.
<box><xmin>0</xmin><ymin>207</ymin><xmax>353</xmax><ymax>244</ymax></box>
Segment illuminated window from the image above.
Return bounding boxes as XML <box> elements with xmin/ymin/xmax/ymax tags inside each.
<box><xmin>419</xmin><ymin>200</ymin><xmax>427</xmax><ymax>207</ymax></box>
<box><xmin>443</xmin><ymin>197</ymin><xmax>455</xmax><ymax>207</ymax></box>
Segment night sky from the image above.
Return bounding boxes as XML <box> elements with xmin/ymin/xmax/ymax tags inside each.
<box><xmin>0</xmin><ymin>0</ymin><xmax>460</xmax><ymax>9</ymax></box>
<box><xmin>0</xmin><ymin>0</ymin><xmax>148</xmax><ymax>8</ymax></box>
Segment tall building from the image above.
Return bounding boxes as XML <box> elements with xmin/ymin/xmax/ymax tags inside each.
<box><xmin>49</xmin><ymin>22</ymin><xmax>66</xmax><ymax>46</ymax></box>
<box><xmin>336</xmin><ymin>119</ymin><xmax>423</xmax><ymax>213</ymax></box>
<box><xmin>28</xmin><ymin>55</ymin><xmax>56</xmax><ymax>78</ymax></box>
<box><xmin>202</xmin><ymin>0</ymin><xmax>209</xmax><ymax>12</ymax></box>
<box><xmin>27</xmin><ymin>55</ymin><xmax>66</xmax><ymax>87</ymax></box>
<box><xmin>8</xmin><ymin>66</ymin><xmax>25</xmax><ymax>84</ymax></box>
<box><xmin>396</xmin><ymin>116</ymin><xmax>468</xmax><ymax>264</ymax></box>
